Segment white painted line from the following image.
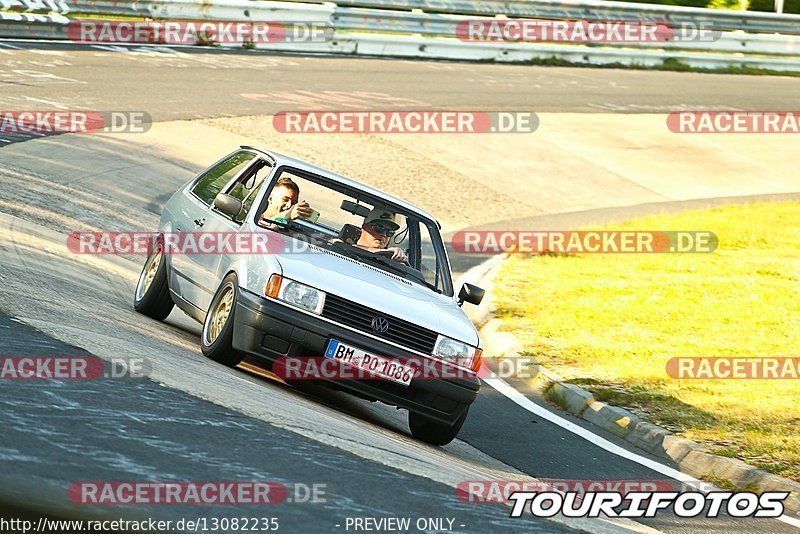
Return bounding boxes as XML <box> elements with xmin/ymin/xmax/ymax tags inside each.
<box><xmin>0</xmin><ymin>42</ymin><xmax>21</xmax><ymax>49</ymax></box>
<box><xmin>23</xmin><ymin>96</ymin><xmax>71</xmax><ymax>110</ymax></box>
<box><xmin>484</xmin><ymin>375</ymin><xmax>800</xmax><ymax>529</ymax></box>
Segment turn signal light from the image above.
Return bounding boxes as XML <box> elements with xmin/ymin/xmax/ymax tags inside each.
<box><xmin>265</xmin><ymin>274</ymin><xmax>282</xmax><ymax>298</ymax></box>
<box><xmin>471</xmin><ymin>348</ymin><xmax>483</xmax><ymax>373</ymax></box>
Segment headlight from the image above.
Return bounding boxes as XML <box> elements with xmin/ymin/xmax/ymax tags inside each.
<box><xmin>433</xmin><ymin>335</ymin><xmax>480</xmax><ymax>370</ymax></box>
<box><xmin>277</xmin><ymin>279</ymin><xmax>326</xmax><ymax>314</ymax></box>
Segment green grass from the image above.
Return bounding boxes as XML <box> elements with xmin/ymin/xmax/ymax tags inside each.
<box><xmin>494</xmin><ymin>201</ymin><xmax>800</xmax><ymax>481</ymax></box>
<box><xmin>514</xmin><ymin>57</ymin><xmax>800</xmax><ymax>78</ymax></box>
<box><xmin>611</xmin><ymin>0</ymin><xmax>800</xmax><ymax>13</ymax></box>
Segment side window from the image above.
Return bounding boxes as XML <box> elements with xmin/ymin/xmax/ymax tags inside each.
<box><xmin>226</xmin><ymin>162</ymin><xmax>273</xmax><ymax>223</ymax></box>
<box><xmin>191</xmin><ymin>151</ymin><xmax>255</xmax><ymax>205</ymax></box>
<box><xmin>418</xmin><ymin>222</ymin><xmax>443</xmax><ymax>293</ymax></box>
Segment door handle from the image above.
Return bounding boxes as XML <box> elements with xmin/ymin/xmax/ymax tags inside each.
<box><xmin>194</xmin><ymin>218</ymin><xmax>205</xmax><ymax>228</ymax></box>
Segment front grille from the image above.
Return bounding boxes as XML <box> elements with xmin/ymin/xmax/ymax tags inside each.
<box><xmin>322</xmin><ymin>294</ymin><xmax>438</xmax><ymax>355</ymax></box>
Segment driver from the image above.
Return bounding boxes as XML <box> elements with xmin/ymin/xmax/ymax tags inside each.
<box><xmin>259</xmin><ymin>177</ymin><xmax>314</xmax><ymax>224</ymax></box>
<box><xmin>356</xmin><ymin>207</ymin><xmax>408</xmax><ymax>263</ymax></box>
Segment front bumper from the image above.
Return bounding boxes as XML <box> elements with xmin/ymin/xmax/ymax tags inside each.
<box><xmin>233</xmin><ymin>289</ymin><xmax>481</xmax><ymax>425</ymax></box>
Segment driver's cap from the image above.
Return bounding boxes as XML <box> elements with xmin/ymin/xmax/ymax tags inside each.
<box><xmin>363</xmin><ymin>207</ymin><xmax>400</xmax><ymax>230</ymax></box>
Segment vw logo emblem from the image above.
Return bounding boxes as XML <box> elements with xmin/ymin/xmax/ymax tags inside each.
<box><xmin>371</xmin><ymin>316</ymin><xmax>390</xmax><ymax>334</ymax></box>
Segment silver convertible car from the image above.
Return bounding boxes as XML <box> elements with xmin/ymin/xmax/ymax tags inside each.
<box><xmin>133</xmin><ymin>146</ymin><xmax>485</xmax><ymax>445</ymax></box>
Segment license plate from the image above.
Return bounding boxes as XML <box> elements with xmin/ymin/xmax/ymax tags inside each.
<box><xmin>324</xmin><ymin>339</ymin><xmax>415</xmax><ymax>387</ymax></box>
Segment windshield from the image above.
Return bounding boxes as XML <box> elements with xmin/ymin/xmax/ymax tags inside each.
<box><xmin>254</xmin><ymin>167</ymin><xmax>453</xmax><ymax>296</ymax></box>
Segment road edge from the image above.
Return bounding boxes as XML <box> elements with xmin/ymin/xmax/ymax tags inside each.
<box><xmin>456</xmin><ymin>255</ymin><xmax>800</xmax><ymax>517</ymax></box>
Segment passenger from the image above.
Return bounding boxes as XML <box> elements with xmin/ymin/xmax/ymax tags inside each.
<box><xmin>259</xmin><ymin>177</ymin><xmax>314</xmax><ymax>223</ymax></box>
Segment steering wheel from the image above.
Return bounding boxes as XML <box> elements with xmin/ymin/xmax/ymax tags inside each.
<box><xmin>374</xmin><ymin>249</ymin><xmax>411</xmax><ymax>266</ymax></box>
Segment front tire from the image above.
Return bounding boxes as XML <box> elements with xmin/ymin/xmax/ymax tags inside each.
<box><xmin>408</xmin><ymin>407</ymin><xmax>469</xmax><ymax>446</ymax></box>
<box><xmin>133</xmin><ymin>242</ymin><xmax>174</xmax><ymax>320</ymax></box>
<box><xmin>201</xmin><ymin>273</ymin><xmax>245</xmax><ymax>368</ymax></box>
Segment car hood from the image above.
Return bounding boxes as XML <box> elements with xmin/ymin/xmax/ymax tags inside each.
<box><xmin>273</xmin><ymin>245</ymin><xmax>479</xmax><ymax>347</ymax></box>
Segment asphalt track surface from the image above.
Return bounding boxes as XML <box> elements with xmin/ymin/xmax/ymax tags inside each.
<box><xmin>1</xmin><ymin>39</ymin><xmax>800</xmax><ymax>123</ymax></box>
<box><xmin>0</xmin><ymin>314</ymin><xmax>555</xmax><ymax>533</ymax></box>
<box><xmin>1</xmin><ymin>39</ymin><xmax>799</xmax><ymax>533</ymax></box>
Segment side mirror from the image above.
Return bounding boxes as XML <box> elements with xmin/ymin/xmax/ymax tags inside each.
<box><xmin>458</xmin><ymin>283</ymin><xmax>485</xmax><ymax>307</ymax></box>
<box><xmin>213</xmin><ymin>193</ymin><xmax>243</xmax><ymax>220</ymax></box>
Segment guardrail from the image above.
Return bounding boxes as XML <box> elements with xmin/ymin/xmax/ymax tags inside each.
<box><xmin>1</xmin><ymin>0</ymin><xmax>334</xmax><ymax>21</ymax></box>
<box><xmin>329</xmin><ymin>6</ymin><xmax>800</xmax><ymax>56</ymax></box>
<box><xmin>0</xmin><ymin>11</ymin><xmax>68</xmax><ymax>39</ymax></box>
<box><xmin>318</xmin><ymin>0</ymin><xmax>800</xmax><ymax>35</ymax></box>
<box><xmin>0</xmin><ymin>0</ymin><xmax>799</xmax><ymax>72</ymax></box>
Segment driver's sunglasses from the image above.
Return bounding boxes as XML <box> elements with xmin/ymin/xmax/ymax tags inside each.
<box><xmin>370</xmin><ymin>222</ymin><xmax>396</xmax><ymax>237</ymax></box>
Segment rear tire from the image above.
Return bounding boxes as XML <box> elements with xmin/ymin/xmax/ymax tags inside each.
<box><xmin>133</xmin><ymin>242</ymin><xmax>174</xmax><ymax>320</ymax></box>
<box><xmin>201</xmin><ymin>273</ymin><xmax>245</xmax><ymax>368</ymax></box>
<box><xmin>408</xmin><ymin>407</ymin><xmax>469</xmax><ymax>446</ymax></box>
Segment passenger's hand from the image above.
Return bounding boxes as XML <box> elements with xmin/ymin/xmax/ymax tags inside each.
<box><xmin>288</xmin><ymin>200</ymin><xmax>313</xmax><ymax>220</ymax></box>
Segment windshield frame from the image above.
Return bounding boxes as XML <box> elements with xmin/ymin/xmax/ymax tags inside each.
<box><xmin>250</xmin><ymin>165</ymin><xmax>454</xmax><ymax>297</ymax></box>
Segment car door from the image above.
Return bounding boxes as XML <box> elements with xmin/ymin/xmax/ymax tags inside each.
<box><xmin>189</xmin><ymin>158</ymin><xmax>274</xmax><ymax>312</ymax></box>
<box><xmin>170</xmin><ymin>150</ymin><xmax>257</xmax><ymax>308</ymax></box>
